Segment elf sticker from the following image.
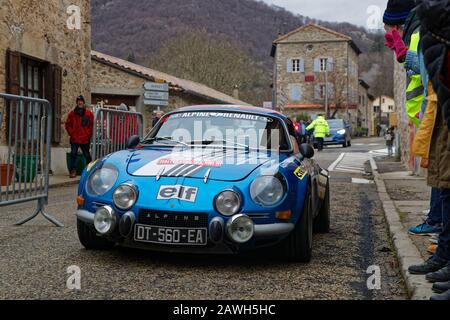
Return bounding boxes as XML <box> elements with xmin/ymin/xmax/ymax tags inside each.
<box><xmin>294</xmin><ymin>166</ymin><xmax>308</xmax><ymax>180</ymax></box>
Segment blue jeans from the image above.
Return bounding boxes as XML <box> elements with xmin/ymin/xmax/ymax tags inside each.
<box><xmin>436</xmin><ymin>188</ymin><xmax>450</xmax><ymax>261</ymax></box>
<box><xmin>70</xmin><ymin>143</ymin><xmax>92</xmax><ymax>172</ymax></box>
<box><xmin>427</xmin><ymin>188</ymin><xmax>443</xmax><ymax>226</ymax></box>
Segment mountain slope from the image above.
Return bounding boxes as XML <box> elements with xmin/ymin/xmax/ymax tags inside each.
<box><xmin>91</xmin><ymin>0</ymin><xmax>389</xmax><ymax>96</ymax></box>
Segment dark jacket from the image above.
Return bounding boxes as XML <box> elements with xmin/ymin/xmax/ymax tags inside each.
<box><xmin>65</xmin><ymin>107</ymin><xmax>94</xmax><ymax>145</ymax></box>
<box><xmin>417</xmin><ymin>0</ymin><xmax>450</xmax><ymax>130</ymax></box>
<box><xmin>417</xmin><ymin>0</ymin><xmax>450</xmax><ymax>188</ymax></box>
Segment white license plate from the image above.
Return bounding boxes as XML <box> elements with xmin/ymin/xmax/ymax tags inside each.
<box><xmin>134</xmin><ymin>224</ymin><xmax>208</xmax><ymax>246</ymax></box>
<box><xmin>324</xmin><ymin>137</ymin><xmax>333</xmax><ymax>142</ymax></box>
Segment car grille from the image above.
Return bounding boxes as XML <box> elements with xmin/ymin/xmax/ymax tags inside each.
<box><xmin>138</xmin><ymin>210</ymin><xmax>209</xmax><ymax>228</ymax></box>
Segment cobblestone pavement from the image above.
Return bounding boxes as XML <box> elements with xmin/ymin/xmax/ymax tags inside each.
<box><xmin>0</xmin><ymin>138</ymin><xmax>407</xmax><ymax>300</ymax></box>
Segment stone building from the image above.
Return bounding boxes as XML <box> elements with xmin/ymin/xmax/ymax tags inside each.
<box><xmin>91</xmin><ymin>51</ymin><xmax>249</xmax><ymax>133</ymax></box>
<box><xmin>271</xmin><ymin>23</ymin><xmax>362</xmax><ymax>128</ymax></box>
<box><xmin>0</xmin><ymin>0</ymin><xmax>91</xmax><ymax>174</ymax></box>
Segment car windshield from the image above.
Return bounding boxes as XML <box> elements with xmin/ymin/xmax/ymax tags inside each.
<box><xmin>327</xmin><ymin>119</ymin><xmax>345</xmax><ymax>129</ymax></box>
<box><xmin>143</xmin><ymin>111</ymin><xmax>291</xmax><ymax>151</ymax></box>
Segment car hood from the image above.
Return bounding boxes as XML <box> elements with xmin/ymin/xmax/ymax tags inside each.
<box><xmin>126</xmin><ymin>147</ymin><xmax>278</xmax><ymax>182</ymax></box>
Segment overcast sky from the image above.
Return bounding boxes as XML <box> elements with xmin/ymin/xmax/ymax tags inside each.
<box><xmin>261</xmin><ymin>0</ymin><xmax>389</xmax><ymax>29</ymax></box>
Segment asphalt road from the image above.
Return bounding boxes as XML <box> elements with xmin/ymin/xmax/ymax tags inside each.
<box><xmin>0</xmin><ymin>137</ymin><xmax>407</xmax><ymax>300</ymax></box>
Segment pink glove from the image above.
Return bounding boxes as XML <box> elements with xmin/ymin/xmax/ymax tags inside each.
<box><xmin>391</xmin><ymin>29</ymin><xmax>408</xmax><ymax>63</ymax></box>
<box><xmin>384</xmin><ymin>32</ymin><xmax>395</xmax><ymax>50</ymax></box>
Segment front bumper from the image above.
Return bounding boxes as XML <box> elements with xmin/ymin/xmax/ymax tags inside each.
<box><xmin>76</xmin><ymin>209</ymin><xmax>294</xmax><ymax>254</ymax></box>
<box><xmin>323</xmin><ymin>136</ymin><xmax>346</xmax><ymax>145</ymax></box>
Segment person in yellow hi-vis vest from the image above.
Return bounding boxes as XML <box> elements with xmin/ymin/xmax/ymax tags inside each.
<box><xmin>306</xmin><ymin>115</ymin><xmax>330</xmax><ymax>152</ymax></box>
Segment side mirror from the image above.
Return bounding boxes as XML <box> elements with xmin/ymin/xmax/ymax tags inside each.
<box><xmin>299</xmin><ymin>143</ymin><xmax>314</xmax><ymax>159</ymax></box>
<box><xmin>126</xmin><ymin>135</ymin><xmax>141</xmax><ymax>149</ymax></box>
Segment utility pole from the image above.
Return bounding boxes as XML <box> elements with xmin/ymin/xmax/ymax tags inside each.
<box><xmin>325</xmin><ymin>65</ymin><xmax>328</xmax><ymax>118</ymax></box>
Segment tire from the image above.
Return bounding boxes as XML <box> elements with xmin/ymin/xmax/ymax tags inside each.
<box><xmin>314</xmin><ymin>182</ymin><xmax>330</xmax><ymax>233</ymax></box>
<box><xmin>282</xmin><ymin>186</ymin><xmax>313</xmax><ymax>262</ymax></box>
<box><xmin>77</xmin><ymin>219</ymin><xmax>115</xmax><ymax>250</ymax></box>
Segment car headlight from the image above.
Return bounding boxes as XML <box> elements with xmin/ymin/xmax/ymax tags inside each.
<box><xmin>215</xmin><ymin>190</ymin><xmax>241</xmax><ymax>216</ymax></box>
<box><xmin>250</xmin><ymin>176</ymin><xmax>285</xmax><ymax>206</ymax></box>
<box><xmin>113</xmin><ymin>183</ymin><xmax>138</xmax><ymax>210</ymax></box>
<box><xmin>87</xmin><ymin>164</ymin><xmax>119</xmax><ymax>196</ymax></box>
<box><xmin>337</xmin><ymin>129</ymin><xmax>346</xmax><ymax>135</ymax></box>
<box><xmin>226</xmin><ymin>214</ymin><xmax>254</xmax><ymax>243</ymax></box>
<box><xmin>94</xmin><ymin>206</ymin><xmax>117</xmax><ymax>235</ymax></box>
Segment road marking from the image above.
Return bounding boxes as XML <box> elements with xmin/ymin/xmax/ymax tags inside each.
<box><xmin>328</xmin><ymin>153</ymin><xmax>345</xmax><ymax>172</ymax></box>
<box><xmin>329</xmin><ymin>152</ymin><xmax>370</xmax><ymax>174</ymax></box>
<box><xmin>369</xmin><ymin>148</ymin><xmax>389</xmax><ymax>155</ymax></box>
<box><xmin>352</xmin><ymin>178</ymin><xmax>374</xmax><ymax>184</ymax></box>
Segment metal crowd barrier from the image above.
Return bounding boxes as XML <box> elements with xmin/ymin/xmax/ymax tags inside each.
<box><xmin>0</xmin><ymin>93</ymin><xmax>62</xmax><ymax>227</ymax></box>
<box><xmin>92</xmin><ymin>107</ymin><xmax>143</xmax><ymax>160</ymax></box>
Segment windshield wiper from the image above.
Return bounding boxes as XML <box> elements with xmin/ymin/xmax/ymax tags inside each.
<box><xmin>189</xmin><ymin>139</ymin><xmax>251</xmax><ymax>150</ymax></box>
<box><xmin>141</xmin><ymin>136</ymin><xmax>189</xmax><ymax>147</ymax></box>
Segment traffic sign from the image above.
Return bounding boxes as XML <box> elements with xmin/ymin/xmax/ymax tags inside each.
<box><xmin>144</xmin><ymin>82</ymin><xmax>169</xmax><ymax>92</ymax></box>
<box><xmin>144</xmin><ymin>99</ymin><xmax>169</xmax><ymax>107</ymax></box>
<box><xmin>144</xmin><ymin>91</ymin><xmax>169</xmax><ymax>100</ymax></box>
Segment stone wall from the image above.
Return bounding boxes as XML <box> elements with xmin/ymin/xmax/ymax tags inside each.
<box><xmin>0</xmin><ymin>0</ymin><xmax>91</xmax><ymax>174</ymax></box>
<box><xmin>394</xmin><ymin>58</ymin><xmax>411</xmax><ymax>167</ymax></box>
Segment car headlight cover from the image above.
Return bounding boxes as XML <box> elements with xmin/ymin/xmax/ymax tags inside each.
<box><xmin>113</xmin><ymin>184</ymin><xmax>138</xmax><ymax>210</ymax></box>
<box><xmin>337</xmin><ymin>129</ymin><xmax>346</xmax><ymax>135</ymax></box>
<box><xmin>87</xmin><ymin>164</ymin><xmax>119</xmax><ymax>196</ymax></box>
<box><xmin>226</xmin><ymin>214</ymin><xmax>254</xmax><ymax>243</ymax></box>
<box><xmin>94</xmin><ymin>206</ymin><xmax>117</xmax><ymax>235</ymax></box>
<box><xmin>250</xmin><ymin>176</ymin><xmax>285</xmax><ymax>206</ymax></box>
<box><xmin>215</xmin><ymin>190</ymin><xmax>241</xmax><ymax>216</ymax></box>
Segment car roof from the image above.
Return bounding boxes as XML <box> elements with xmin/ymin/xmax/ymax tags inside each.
<box><xmin>176</xmin><ymin>105</ymin><xmax>288</xmax><ymax>120</ymax></box>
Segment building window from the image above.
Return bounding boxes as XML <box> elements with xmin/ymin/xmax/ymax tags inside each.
<box><xmin>388</xmin><ymin>105</ymin><xmax>394</xmax><ymax>111</ymax></box>
<box><xmin>320</xmin><ymin>85</ymin><xmax>327</xmax><ymax>98</ymax></box>
<box><xmin>292</xmin><ymin>59</ymin><xmax>301</xmax><ymax>72</ymax></box>
<box><xmin>6</xmin><ymin>50</ymin><xmax>62</xmax><ymax>143</ymax></box>
<box><xmin>288</xmin><ymin>58</ymin><xmax>303</xmax><ymax>73</ymax></box>
<box><xmin>320</xmin><ymin>58</ymin><xmax>328</xmax><ymax>72</ymax></box>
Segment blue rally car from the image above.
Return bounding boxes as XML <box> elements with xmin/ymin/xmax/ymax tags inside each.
<box><xmin>76</xmin><ymin>105</ymin><xmax>330</xmax><ymax>262</ymax></box>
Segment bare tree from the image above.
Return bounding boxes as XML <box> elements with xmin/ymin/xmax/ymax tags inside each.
<box><xmin>148</xmin><ymin>29</ymin><xmax>271</xmax><ymax>105</ymax></box>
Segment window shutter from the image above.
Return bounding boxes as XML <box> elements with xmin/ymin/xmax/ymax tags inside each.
<box><xmin>327</xmin><ymin>58</ymin><xmax>334</xmax><ymax>72</ymax></box>
<box><xmin>287</xmin><ymin>59</ymin><xmax>293</xmax><ymax>73</ymax></box>
<box><xmin>6</xmin><ymin>50</ymin><xmax>21</xmax><ymax>141</ymax></box>
<box><xmin>328</xmin><ymin>83</ymin><xmax>335</xmax><ymax>99</ymax></box>
<box><xmin>314</xmin><ymin>84</ymin><xmax>321</xmax><ymax>99</ymax></box>
<box><xmin>52</xmin><ymin>65</ymin><xmax>62</xmax><ymax>143</ymax></box>
<box><xmin>300</xmin><ymin>59</ymin><xmax>305</xmax><ymax>73</ymax></box>
<box><xmin>291</xmin><ymin>85</ymin><xmax>301</xmax><ymax>101</ymax></box>
<box><xmin>313</xmin><ymin>58</ymin><xmax>320</xmax><ymax>72</ymax></box>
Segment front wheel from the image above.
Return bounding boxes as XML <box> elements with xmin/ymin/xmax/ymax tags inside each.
<box><xmin>77</xmin><ymin>219</ymin><xmax>115</xmax><ymax>250</ymax></box>
<box><xmin>282</xmin><ymin>186</ymin><xmax>313</xmax><ymax>262</ymax></box>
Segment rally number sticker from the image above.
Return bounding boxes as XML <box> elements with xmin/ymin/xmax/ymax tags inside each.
<box><xmin>294</xmin><ymin>166</ymin><xmax>308</xmax><ymax>180</ymax></box>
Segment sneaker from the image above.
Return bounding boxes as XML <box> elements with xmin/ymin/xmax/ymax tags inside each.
<box><xmin>427</xmin><ymin>244</ymin><xmax>438</xmax><ymax>255</ymax></box>
<box><xmin>426</xmin><ymin>265</ymin><xmax>450</xmax><ymax>283</ymax></box>
<box><xmin>408</xmin><ymin>256</ymin><xmax>448</xmax><ymax>275</ymax></box>
<box><xmin>429</xmin><ymin>234</ymin><xmax>439</xmax><ymax>244</ymax></box>
<box><xmin>69</xmin><ymin>170</ymin><xmax>77</xmax><ymax>178</ymax></box>
<box><xmin>408</xmin><ymin>223</ymin><xmax>442</xmax><ymax>236</ymax></box>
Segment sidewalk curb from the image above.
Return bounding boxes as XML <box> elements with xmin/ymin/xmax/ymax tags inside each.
<box><xmin>48</xmin><ymin>178</ymin><xmax>80</xmax><ymax>189</ymax></box>
<box><xmin>369</xmin><ymin>156</ymin><xmax>433</xmax><ymax>300</ymax></box>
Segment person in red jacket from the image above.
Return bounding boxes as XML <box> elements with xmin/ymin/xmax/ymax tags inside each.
<box><xmin>65</xmin><ymin>96</ymin><xmax>94</xmax><ymax>178</ymax></box>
